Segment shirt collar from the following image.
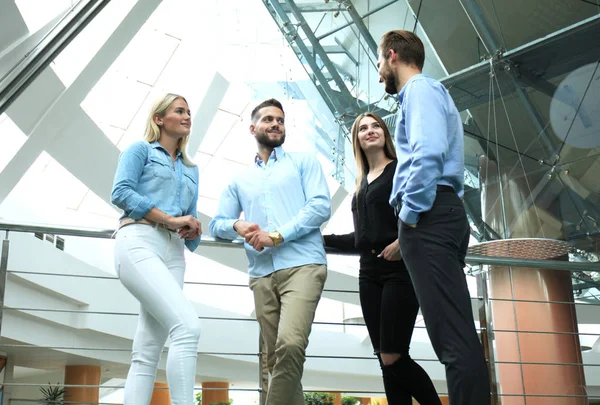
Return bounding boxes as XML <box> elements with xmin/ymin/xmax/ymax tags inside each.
<box><xmin>398</xmin><ymin>73</ymin><xmax>425</xmax><ymax>103</ymax></box>
<box><xmin>254</xmin><ymin>146</ymin><xmax>285</xmax><ymax>166</ymax></box>
<box><xmin>151</xmin><ymin>141</ymin><xmax>182</xmax><ymax>158</ymax></box>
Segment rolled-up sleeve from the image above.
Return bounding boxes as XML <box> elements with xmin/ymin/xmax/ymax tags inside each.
<box><xmin>209</xmin><ymin>182</ymin><xmax>243</xmax><ymax>240</ymax></box>
<box><xmin>185</xmin><ymin>166</ymin><xmax>201</xmax><ymax>252</ymax></box>
<box><xmin>110</xmin><ymin>142</ymin><xmax>155</xmax><ymax>219</ymax></box>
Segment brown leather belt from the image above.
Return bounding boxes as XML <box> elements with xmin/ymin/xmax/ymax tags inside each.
<box><xmin>118</xmin><ymin>217</ymin><xmax>175</xmax><ymax>232</ymax></box>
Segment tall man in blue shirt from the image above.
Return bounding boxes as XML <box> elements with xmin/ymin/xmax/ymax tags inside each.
<box><xmin>209</xmin><ymin>99</ymin><xmax>331</xmax><ymax>405</ymax></box>
<box><xmin>377</xmin><ymin>30</ymin><xmax>490</xmax><ymax>404</ymax></box>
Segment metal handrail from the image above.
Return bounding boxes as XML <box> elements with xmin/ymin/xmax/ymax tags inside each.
<box><xmin>2</xmin><ymin>220</ymin><xmax>600</xmax><ymax>272</ymax></box>
<box><xmin>1</xmin><ymin>219</ymin><xmax>599</xmax><ymax>404</ymax></box>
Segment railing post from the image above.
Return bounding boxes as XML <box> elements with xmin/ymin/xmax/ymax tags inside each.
<box><xmin>476</xmin><ymin>267</ymin><xmax>499</xmax><ymax>405</ymax></box>
<box><xmin>0</xmin><ymin>232</ymin><xmax>10</xmax><ymax>338</ymax></box>
<box><xmin>258</xmin><ymin>332</ymin><xmax>268</xmax><ymax>405</ymax></box>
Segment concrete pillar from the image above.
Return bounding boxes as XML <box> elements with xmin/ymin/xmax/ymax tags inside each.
<box><xmin>202</xmin><ymin>382</ymin><xmax>229</xmax><ymax>405</ymax></box>
<box><xmin>150</xmin><ymin>382</ymin><xmax>171</xmax><ymax>405</ymax></box>
<box><xmin>470</xmin><ymin>239</ymin><xmax>586</xmax><ymax>404</ymax></box>
<box><xmin>490</xmin><ymin>261</ymin><xmax>586</xmax><ymax>404</ymax></box>
<box><xmin>64</xmin><ymin>365</ymin><xmax>101</xmax><ymax>405</ymax></box>
<box><xmin>478</xmin><ymin>156</ymin><xmax>587</xmax><ymax>403</ymax></box>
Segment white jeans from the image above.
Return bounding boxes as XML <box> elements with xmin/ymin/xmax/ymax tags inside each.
<box><xmin>114</xmin><ymin>224</ymin><xmax>201</xmax><ymax>405</ymax></box>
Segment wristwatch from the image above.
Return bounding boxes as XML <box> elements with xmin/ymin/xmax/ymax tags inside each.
<box><xmin>269</xmin><ymin>231</ymin><xmax>283</xmax><ymax>247</ymax></box>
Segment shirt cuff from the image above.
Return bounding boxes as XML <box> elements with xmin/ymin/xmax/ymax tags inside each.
<box><xmin>400</xmin><ymin>205</ymin><xmax>420</xmax><ymax>225</ymax></box>
<box><xmin>223</xmin><ymin>219</ymin><xmax>242</xmax><ymax>240</ymax></box>
<box><xmin>185</xmin><ymin>237</ymin><xmax>200</xmax><ymax>253</ymax></box>
<box><xmin>278</xmin><ymin>223</ymin><xmax>297</xmax><ymax>244</ymax></box>
<box><xmin>129</xmin><ymin>198</ymin><xmax>155</xmax><ymax>219</ymax></box>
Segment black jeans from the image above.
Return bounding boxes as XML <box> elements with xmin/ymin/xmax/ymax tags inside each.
<box><xmin>398</xmin><ymin>190</ymin><xmax>490</xmax><ymax>405</ymax></box>
<box><xmin>359</xmin><ymin>261</ymin><xmax>418</xmax><ymax>355</ymax></box>
<box><xmin>359</xmin><ymin>259</ymin><xmax>441</xmax><ymax>405</ymax></box>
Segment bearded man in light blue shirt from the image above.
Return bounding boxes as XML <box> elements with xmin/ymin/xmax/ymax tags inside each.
<box><xmin>377</xmin><ymin>30</ymin><xmax>490</xmax><ymax>405</ymax></box>
<box><xmin>209</xmin><ymin>98</ymin><xmax>330</xmax><ymax>405</ymax></box>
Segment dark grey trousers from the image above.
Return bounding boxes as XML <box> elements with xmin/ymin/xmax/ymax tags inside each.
<box><xmin>398</xmin><ymin>190</ymin><xmax>491</xmax><ymax>405</ymax></box>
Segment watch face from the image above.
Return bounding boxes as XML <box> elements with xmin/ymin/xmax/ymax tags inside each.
<box><xmin>269</xmin><ymin>232</ymin><xmax>280</xmax><ymax>246</ymax></box>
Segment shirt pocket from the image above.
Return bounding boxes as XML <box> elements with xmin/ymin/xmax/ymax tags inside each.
<box><xmin>182</xmin><ymin>171</ymin><xmax>198</xmax><ymax>210</ymax></box>
<box><xmin>148</xmin><ymin>156</ymin><xmax>173</xmax><ymax>180</ymax></box>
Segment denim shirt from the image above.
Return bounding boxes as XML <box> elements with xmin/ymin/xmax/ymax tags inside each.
<box><xmin>111</xmin><ymin>141</ymin><xmax>200</xmax><ymax>252</ymax></box>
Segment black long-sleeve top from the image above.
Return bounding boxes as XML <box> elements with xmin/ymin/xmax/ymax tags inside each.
<box><xmin>324</xmin><ymin>160</ymin><xmax>400</xmax><ymax>269</ymax></box>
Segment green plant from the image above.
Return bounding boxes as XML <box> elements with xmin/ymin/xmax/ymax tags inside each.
<box><xmin>194</xmin><ymin>393</ymin><xmax>232</xmax><ymax>405</ymax></box>
<box><xmin>304</xmin><ymin>392</ymin><xmax>334</xmax><ymax>405</ymax></box>
<box><xmin>39</xmin><ymin>383</ymin><xmax>65</xmax><ymax>405</ymax></box>
<box><xmin>342</xmin><ymin>396</ymin><xmax>359</xmax><ymax>405</ymax></box>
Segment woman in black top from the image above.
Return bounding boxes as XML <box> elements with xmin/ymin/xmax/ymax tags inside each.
<box><xmin>324</xmin><ymin>113</ymin><xmax>441</xmax><ymax>405</ymax></box>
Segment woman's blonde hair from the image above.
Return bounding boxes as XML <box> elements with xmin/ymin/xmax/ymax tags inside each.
<box><xmin>350</xmin><ymin>112</ymin><xmax>396</xmax><ymax>194</ymax></box>
<box><xmin>143</xmin><ymin>93</ymin><xmax>196</xmax><ymax>167</ymax></box>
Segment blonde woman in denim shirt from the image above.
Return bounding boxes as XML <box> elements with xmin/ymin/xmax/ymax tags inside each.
<box><xmin>111</xmin><ymin>93</ymin><xmax>202</xmax><ymax>405</ymax></box>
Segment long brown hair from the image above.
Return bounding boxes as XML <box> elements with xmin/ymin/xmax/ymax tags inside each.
<box><xmin>351</xmin><ymin>112</ymin><xmax>397</xmax><ymax>195</ymax></box>
<box><xmin>143</xmin><ymin>93</ymin><xmax>196</xmax><ymax>167</ymax></box>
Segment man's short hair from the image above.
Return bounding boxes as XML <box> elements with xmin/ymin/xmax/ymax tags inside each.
<box><xmin>379</xmin><ymin>30</ymin><xmax>425</xmax><ymax>70</ymax></box>
<box><xmin>250</xmin><ymin>98</ymin><xmax>285</xmax><ymax>123</ymax></box>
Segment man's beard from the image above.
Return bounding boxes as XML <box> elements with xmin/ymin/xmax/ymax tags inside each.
<box><xmin>256</xmin><ymin>131</ymin><xmax>285</xmax><ymax>148</ymax></box>
<box><xmin>384</xmin><ymin>73</ymin><xmax>398</xmax><ymax>95</ymax></box>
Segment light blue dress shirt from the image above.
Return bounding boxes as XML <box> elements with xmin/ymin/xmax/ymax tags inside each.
<box><xmin>111</xmin><ymin>141</ymin><xmax>201</xmax><ymax>252</ymax></box>
<box><xmin>209</xmin><ymin>146</ymin><xmax>331</xmax><ymax>279</ymax></box>
<box><xmin>390</xmin><ymin>74</ymin><xmax>465</xmax><ymax>225</ymax></box>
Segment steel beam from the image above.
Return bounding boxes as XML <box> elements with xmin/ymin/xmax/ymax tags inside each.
<box><xmin>443</xmin><ymin>14</ymin><xmax>600</xmax><ymax>112</ymax></box>
<box><xmin>317</xmin><ymin>0</ymin><xmax>399</xmax><ymax>40</ymax></box>
<box><xmin>517</xmin><ymin>67</ymin><xmax>592</xmax><ymax>128</ymax></box>
<box><xmin>0</xmin><ymin>0</ymin><xmax>110</xmax><ymax>115</ymax></box>
<box><xmin>343</xmin><ymin>1</ymin><xmax>378</xmax><ymax>57</ymax></box>
<box><xmin>458</xmin><ymin>0</ymin><xmax>502</xmax><ymax>55</ymax></box>
<box><xmin>280</xmin><ymin>2</ymin><xmax>340</xmax><ymax>13</ymax></box>
<box><xmin>508</xmin><ymin>73</ymin><xmax>559</xmax><ymax>156</ymax></box>
<box><xmin>334</xmin><ymin>38</ymin><xmax>358</xmax><ymax>65</ymax></box>
<box><xmin>266</xmin><ymin>0</ymin><xmax>354</xmax><ymax>184</ymax></box>
<box><xmin>308</xmin><ymin>44</ymin><xmax>349</xmax><ymax>54</ymax></box>
<box><xmin>285</xmin><ymin>0</ymin><xmax>356</xmax><ymax>109</ymax></box>
<box><xmin>265</xmin><ymin>0</ymin><xmax>347</xmax><ymax>114</ymax></box>
<box><xmin>458</xmin><ymin>0</ymin><xmax>558</xmax><ymax>156</ymax></box>
<box><xmin>306</xmin><ymin>43</ymin><xmax>358</xmax><ymax>65</ymax></box>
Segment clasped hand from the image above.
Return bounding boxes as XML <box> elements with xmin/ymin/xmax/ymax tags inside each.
<box><xmin>168</xmin><ymin>215</ymin><xmax>202</xmax><ymax>240</ymax></box>
<box><xmin>234</xmin><ymin>220</ymin><xmax>273</xmax><ymax>252</ymax></box>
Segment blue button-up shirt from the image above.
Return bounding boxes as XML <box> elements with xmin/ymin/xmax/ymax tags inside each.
<box><xmin>390</xmin><ymin>74</ymin><xmax>465</xmax><ymax>225</ymax></box>
<box><xmin>209</xmin><ymin>146</ymin><xmax>331</xmax><ymax>278</ymax></box>
<box><xmin>111</xmin><ymin>141</ymin><xmax>200</xmax><ymax>252</ymax></box>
